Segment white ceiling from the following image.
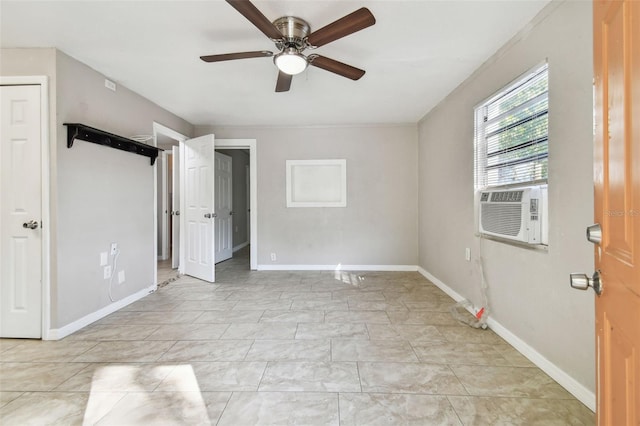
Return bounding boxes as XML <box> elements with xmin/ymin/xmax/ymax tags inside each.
<box><xmin>0</xmin><ymin>0</ymin><xmax>550</xmax><ymax>127</ymax></box>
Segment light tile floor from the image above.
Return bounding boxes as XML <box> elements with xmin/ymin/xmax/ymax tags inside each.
<box><xmin>0</xmin><ymin>249</ymin><xmax>594</xmax><ymax>425</ymax></box>
<box><xmin>158</xmin><ymin>258</ymin><xmax>180</xmax><ymax>287</ymax></box>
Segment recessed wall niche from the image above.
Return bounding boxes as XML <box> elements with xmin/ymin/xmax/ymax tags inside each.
<box><xmin>286</xmin><ymin>159</ymin><xmax>347</xmax><ymax>208</ymax></box>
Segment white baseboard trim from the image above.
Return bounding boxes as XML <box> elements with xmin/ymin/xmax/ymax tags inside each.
<box><xmin>417</xmin><ymin>267</ymin><xmax>596</xmax><ymax>412</ymax></box>
<box><xmin>233</xmin><ymin>242</ymin><xmax>249</xmax><ymax>252</ymax></box>
<box><xmin>257</xmin><ymin>264</ymin><xmax>418</xmax><ymax>272</ymax></box>
<box><xmin>45</xmin><ymin>285</ymin><xmax>155</xmax><ymax>340</ymax></box>
<box><xmin>417</xmin><ymin>267</ymin><xmax>466</xmax><ymax>303</ymax></box>
<box><xmin>486</xmin><ymin>317</ymin><xmax>596</xmax><ymax>412</ymax></box>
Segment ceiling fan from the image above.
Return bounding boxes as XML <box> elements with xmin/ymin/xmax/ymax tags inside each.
<box><xmin>200</xmin><ymin>0</ymin><xmax>376</xmax><ymax>92</ymax></box>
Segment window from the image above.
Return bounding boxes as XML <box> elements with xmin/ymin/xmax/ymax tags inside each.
<box><xmin>474</xmin><ymin>63</ymin><xmax>548</xmax><ymax>189</ymax></box>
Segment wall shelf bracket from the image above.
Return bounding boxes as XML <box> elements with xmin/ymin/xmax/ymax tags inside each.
<box><xmin>64</xmin><ymin>123</ymin><xmax>160</xmax><ymax>165</ymax></box>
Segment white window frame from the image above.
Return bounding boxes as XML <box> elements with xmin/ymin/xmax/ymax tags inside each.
<box><xmin>474</xmin><ymin>62</ymin><xmax>549</xmax><ymax>191</ymax></box>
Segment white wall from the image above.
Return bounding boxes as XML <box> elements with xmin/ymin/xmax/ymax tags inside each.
<box><xmin>417</xmin><ymin>0</ymin><xmax>595</xmax><ymax>400</ymax></box>
<box><xmin>1</xmin><ymin>48</ymin><xmax>194</xmax><ymax>330</ymax></box>
<box><xmin>198</xmin><ymin>125</ymin><xmax>419</xmax><ymax>268</ymax></box>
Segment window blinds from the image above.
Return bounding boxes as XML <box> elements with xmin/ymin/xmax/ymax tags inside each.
<box><xmin>475</xmin><ymin>63</ymin><xmax>549</xmax><ymax>189</ymax></box>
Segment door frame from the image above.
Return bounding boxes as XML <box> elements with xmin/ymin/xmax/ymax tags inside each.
<box><xmin>150</xmin><ymin>133</ymin><xmax>259</xmax><ymax>277</ymax></box>
<box><xmin>152</xmin><ymin>122</ymin><xmax>187</xmax><ymax>284</ymax></box>
<box><xmin>0</xmin><ymin>76</ymin><xmax>51</xmax><ymax>339</ymax></box>
<box><xmin>215</xmin><ymin>139</ymin><xmax>258</xmax><ymax>270</ymax></box>
<box><xmin>171</xmin><ymin>145</ymin><xmax>180</xmax><ymax>269</ymax></box>
<box><xmin>159</xmin><ymin>150</ymin><xmax>170</xmax><ymax>261</ymax></box>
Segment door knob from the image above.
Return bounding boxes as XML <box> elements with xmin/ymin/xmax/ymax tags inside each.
<box><xmin>570</xmin><ymin>270</ymin><xmax>603</xmax><ymax>295</ymax></box>
<box><xmin>586</xmin><ymin>223</ymin><xmax>602</xmax><ymax>244</ymax></box>
<box><xmin>175</xmin><ymin>211</ymin><xmax>180</xmax><ymax>216</ymax></box>
<box><xmin>230</xmin><ymin>211</ymin><xmax>234</xmax><ymax>216</ymax></box>
<box><xmin>204</xmin><ymin>213</ymin><xmax>212</xmax><ymax>219</ymax></box>
<box><xmin>23</xmin><ymin>220</ymin><xmax>39</xmax><ymax>230</ymax></box>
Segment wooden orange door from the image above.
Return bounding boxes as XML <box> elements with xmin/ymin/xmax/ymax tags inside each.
<box><xmin>593</xmin><ymin>0</ymin><xmax>639</xmax><ymax>424</ymax></box>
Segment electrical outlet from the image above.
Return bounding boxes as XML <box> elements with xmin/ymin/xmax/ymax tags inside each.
<box><xmin>104</xmin><ymin>265</ymin><xmax>112</xmax><ymax>279</ymax></box>
<box><xmin>465</xmin><ymin>248</ymin><xmax>471</xmax><ymax>261</ymax></box>
<box><xmin>110</xmin><ymin>243</ymin><xmax>118</xmax><ymax>255</ymax></box>
<box><xmin>118</xmin><ymin>270</ymin><xmax>125</xmax><ymax>284</ymax></box>
<box><xmin>100</xmin><ymin>252</ymin><xmax>108</xmax><ymax>266</ymax></box>
<box><xmin>270</xmin><ymin>252</ymin><xmax>277</xmax><ymax>261</ymax></box>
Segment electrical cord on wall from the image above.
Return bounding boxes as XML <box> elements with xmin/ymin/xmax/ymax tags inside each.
<box><xmin>476</xmin><ymin>234</ymin><xmax>491</xmax><ymax>326</ymax></box>
<box><xmin>450</xmin><ymin>234</ymin><xmax>491</xmax><ymax>329</ymax></box>
<box><xmin>108</xmin><ymin>249</ymin><xmax>121</xmax><ymax>302</ymax></box>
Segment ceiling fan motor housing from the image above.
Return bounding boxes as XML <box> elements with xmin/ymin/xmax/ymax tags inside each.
<box><xmin>273</xmin><ymin>16</ymin><xmax>310</xmax><ymax>51</ymax></box>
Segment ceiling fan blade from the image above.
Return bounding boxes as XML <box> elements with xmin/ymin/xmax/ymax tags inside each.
<box><xmin>275</xmin><ymin>71</ymin><xmax>292</xmax><ymax>92</ymax></box>
<box><xmin>200</xmin><ymin>51</ymin><xmax>273</xmax><ymax>62</ymax></box>
<box><xmin>306</xmin><ymin>8</ymin><xmax>375</xmax><ymax>48</ymax></box>
<box><xmin>226</xmin><ymin>0</ymin><xmax>283</xmax><ymax>40</ymax></box>
<box><xmin>309</xmin><ymin>55</ymin><xmax>366</xmax><ymax>80</ymax></box>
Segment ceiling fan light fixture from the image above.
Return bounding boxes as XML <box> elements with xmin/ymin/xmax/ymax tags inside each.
<box><xmin>274</xmin><ymin>48</ymin><xmax>308</xmax><ymax>75</ymax></box>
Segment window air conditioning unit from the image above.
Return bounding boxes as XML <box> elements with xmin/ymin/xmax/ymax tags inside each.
<box><xmin>478</xmin><ymin>185</ymin><xmax>548</xmax><ymax>245</ymax></box>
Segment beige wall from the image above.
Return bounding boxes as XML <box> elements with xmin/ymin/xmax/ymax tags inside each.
<box><xmin>417</xmin><ymin>0</ymin><xmax>595</xmax><ymax>397</ymax></box>
<box><xmin>199</xmin><ymin>125</ymin><xmax>419</xmax><ymax>267</ymax></box>
<box><xmin>1</xmin><ymin>48</ymin><xmax>194</xmax><ymax>329</ymax></box>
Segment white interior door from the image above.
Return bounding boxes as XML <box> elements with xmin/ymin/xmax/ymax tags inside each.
<box><xmin>171</xmin><ymin>145</ymin><xmax>180</xmax><ymax>269</ymax></box>
<box><xmin>0</xmin><ymin>85</ymin><xmax>42</xmax><ymax>338</ymax></box>
<box><xmin>246</xmin><ymin>164</ymin><xmax>250</xmax><ymax>244</ymax></box>
<box><xmin>215</xmin><ymin>152</ymin><xmax>233</xmax><ymax>263</ymax></box>
<box><xmin>183</xmin><ymin>134</ymin><xmax>215</xmax><ymax>282</ymax></box>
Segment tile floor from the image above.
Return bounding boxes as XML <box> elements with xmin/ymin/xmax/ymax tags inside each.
<box><xmin>0</xmin><ymin>249</ymin><xmax>594</xmax><ymax>425</ymax></box>
<box><xmin>158</xmin><ymin>259</ymin><xmax>180</xmax><ymax>287</ymax></box>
